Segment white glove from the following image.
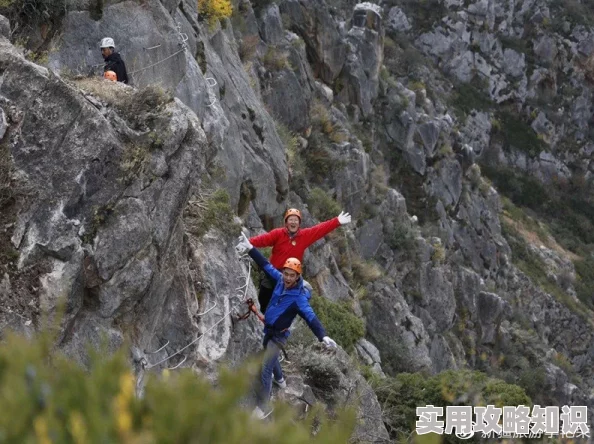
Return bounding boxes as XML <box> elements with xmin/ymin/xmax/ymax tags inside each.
<box><xmin>322</xmin><ymin>336</ymin><xmax>337</xmax><ymax>348</ymax></box>
<box><xmin>235</xmin><ymin>232</ymin><xmax>253</xmax><ymax>255</ymax></box>
<box><xmin>337</xmin><ymin>211</ymin><xmax>351</xmax><ymax>225</ymax></box>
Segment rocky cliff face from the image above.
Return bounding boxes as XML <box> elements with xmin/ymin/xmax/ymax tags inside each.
<box><xmin>1</xmin><ymin>0</ymin><xmax>594</xmax><ymax>439</ymax></box>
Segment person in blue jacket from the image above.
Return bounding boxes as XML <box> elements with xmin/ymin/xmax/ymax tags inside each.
<box><xmin>235</xmin><ymin>233</ymin><xmax>337</xmax><ymax>419</ymax></box>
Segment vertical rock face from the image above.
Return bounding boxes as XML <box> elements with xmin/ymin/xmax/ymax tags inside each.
<box><xmin>280</xmin><ymin>0</ymin><xmax>347</xmax><ymax>84</ymax></box>
<box><xmin>2</xmin><ymin>0</ymin><xmax>594</xmax><ymax>436</ymax></box>
<box><xmin>335</xmin><ymin>3</ymin><xmax>384</xmax><ymax>117</ymax></box>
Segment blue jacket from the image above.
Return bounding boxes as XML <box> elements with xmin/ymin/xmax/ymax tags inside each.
<box><xmin>248</xmin><ymin>248</ymin><xmax>326</xmax><ymax>341</ymax></box>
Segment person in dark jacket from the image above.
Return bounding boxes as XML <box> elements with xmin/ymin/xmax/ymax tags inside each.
<box><xmin>248</xmin><ymin>208</ymin><xmax>351</xmax><ymax>313</ymax></box>
<box><xmin>100</xmin><ymin>37</ymin><xmax>129</xmax><ymax>84</ymax></box>
<box><xmin>235</xmin><ymin>233</ymin><xmax>337</xmax><ymax>419</ymax></box>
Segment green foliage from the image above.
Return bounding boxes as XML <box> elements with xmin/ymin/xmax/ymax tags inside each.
<box><xmin>0</xmin><ymin>0</ymin><xmax>65</xmax><ymax>37</ymax></box>
<box><xmin>574</xmin><ymin>255</ymin><xmax>594</xmax><ymax>308</ymax></box>
<box><xmin>449</xmin><ymin>82</ymin><xmax>493</xmax><ymax>119</ymax></box>
<box><xmin>185</xmin><ymin>189</ymin><xmax>240</xmax><ymax>239</ymax></box>
<box><xmin>250</xmin><ymin>247</ymin><xmax>272</xmax><ymax>286</ymax></box>
<box><xmin>120</xmin><ymin>143</ymin><xmax>150</xmax><ymax>185</ymax></box>
<box><xmin>306</xmin><ymin>187</ymin><xmax>341</xmax><ymax>222</ymax></box>
<box><xmin>387</xmin><ymin>223</ymin><xmax>417</xmax><ymax>252</ymax></box>
<box><xmin>276</xmin><ymin>120</ymin><xmax>305</xmax><ymax>192</ymax></box>
<box><xmin>302</xmin><ymin>133</ymin><xmax>339</xmax><ymax>183</ymax></box>
<box><xmin>372</xmin><ymin>370</ymin><xmax>530</xmax><ymax>442</ymax></box>
<box><xmin>0</xmin><ymin>141</ymin><xmax>22</xmax><ymax>272</ymax></box>
<box><xmin>501</xmin><ymin>218</ymin><xmax>589</xmax><ymax>320</ymax></box>
<box><xmin>298</xmin><ymin>351</ymin><xmax>343</xmax><ymax>405</ymax></box>
<box><xmin>550</xmin><ymin>0</ymin><xmax>594</xmax><ymax>26</ymax></box>
<box><xmin>493</xmin><ymin>110</ymin><xmax>546</xmax><ymax>156</ymax></box>
<box><xmin>310</xmin><ymin>296</ymin><xmax>364</xmax><ymax>351</ymax></box>
<box><xmin>399</xmin><ymin>0</ymin><xmax>447</xmax><ymax>33</ymax></box>
<box><xmin>501</xmin><ymin>196</ymin><xmax>549</xmax><ymax>243</ymax></box>
<box><xmin>82</xmin><ymin>204</ymin><xmax>115</xmax><ymax>244</ymax></box>
<box><xmin>262</xmin><ymin>46</ymin><xmax>290</xmax><ymax>71</ymax></box>
<box><xmin>0</xmin><ymin>330</ymin><xmax>356</xmax><ymax>443</ymax></box>
<box><xmin>482</xmin><ymin>165</ymin><xmax>594</xmax><ymax>254</ymax></box>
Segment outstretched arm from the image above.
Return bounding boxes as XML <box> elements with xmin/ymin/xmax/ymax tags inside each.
<box><xmin>236</xmin><ymin>233</ymin><xmax>282</xmax><ymax>282</ymax></box>
<box><xmin>296</xmin><ymin>296</ymin><xmax>327</xmax><ymax>341</ymax></box>
<box><xmin>247</xmin><ymin>245</ymin><xmax>282</xmax><ymax>283</ymax></box>
<box><xmin>299</xmin><ymin>217</ymin><xmax>341</xmax><ymax>246</ymax></box>
<box><xmin>249</xmin><ymin>229</ymin><xmax>281</xmax><ymax>248</ymax></box>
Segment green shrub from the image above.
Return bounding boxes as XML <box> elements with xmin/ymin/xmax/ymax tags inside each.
<box><xmin>450</xmin><ymin>82</ymin><xmax>493</xmax><ymax>119</ymax></box>
<box><xmin>482</xmin><ymin>164</ymin><xmax>594</xmax><ymax>253</ymax></box>
<box><xmin>372</xmin><ymin>369</ymin><xmax>530</xmax><ymax>443</ymax></box>
<box><xmin>387</xmin><ymin>223</ymin><xmax>417</xmax><ymax>252</ymax></box>
<box><xmin>306</xmin><ymin>187</ymin><xmax>341</xmax><ymax>222</ymax></box>
<box><xmin>0</xmin><ymin>0</ymin><xmax>65</xmax><ymax>37</ymax></box>
<box><xmin>501</xmin><ymin>219</ymin><xmax>589</xmax><ymax>320</ymax></box>
<box><xmin>119</xmin><ymin>143</ymin><xmax>150</xmax><ymax>185</ymax></box>
<box><xmin>310</xmin><ymin>296</ymin><xmax>364</xmax><ymax>352</ymax></box>
<box><xmin>400</xmin><ymin>0</ymin><xmax>447</xmax><ymax>32</ymax></box>
<box><xmin>262</xmin><ymin>46</ymin><xmax>290</xmax><ymax>71</ymax></box>
<box><xmin>574</xmin><ymin>255</ymin><xmax>594</xmax><ymax>308</ymax></box>
<box><xmin>298</xmin><ymin>352</ymin><xmax>343</xmax><ymax>405</ymax></box>
<box><xmin>185</xmin><ymin>188</ymin><xmax>240</xmax><ymax>238</ymax></box>
<box><xmin>0</xmin><ymin>330</ymin><xmax>355</xmax><ymax>443</ymax></box>
<box><xmin>493</xmin><ymin>110</ymin><xmax>546</xmax><ymax>156</ymax></box>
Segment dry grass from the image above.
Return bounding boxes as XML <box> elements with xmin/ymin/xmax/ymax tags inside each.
<box><xmin>502</xmin><ymin>215</ymin><xmax>580</xmax><ymax>262</ymax></box>
<box><xmin>239</xmin><ymin>35</ymin><xmax>260</xmax><ymax>61</ymax></box>
<box><xmin>73</xmin><ymin>77</ymin><xmax>133</xmax><ymax>108</ymax></box>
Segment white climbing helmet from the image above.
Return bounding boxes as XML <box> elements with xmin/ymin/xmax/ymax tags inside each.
<box><xmin>100</xmin><ymin>37</ymin><xmax>115</xmax><ymax>49</ymax></box>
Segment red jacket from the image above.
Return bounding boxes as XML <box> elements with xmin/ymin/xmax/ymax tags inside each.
<box><xmin>250</xmin><ymin>218</ymin><xmax>341</xmax><ymax>270</ymax></box>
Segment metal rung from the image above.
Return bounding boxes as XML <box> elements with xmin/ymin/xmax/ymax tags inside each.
<box><xmin>196</xmin><ymin>301</ymin><xmax>217</xmax><ymax>317</ymax></box>
<box><xmin>145</xmin><ymin>340</ymin><xmax>169</xmax><ymax>354</ymax></box>
<box><xmin>167</xmin><ymin>355</ymin><xmax>187</xmax><ymax>370</ymax></box>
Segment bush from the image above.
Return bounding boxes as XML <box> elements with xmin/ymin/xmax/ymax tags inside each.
<box><xmin>298</xmin><ymin>352</ymin><xmax>343</xmax><ymax>404</ymax></box>
<box><xmin>450</xmin><ymin>81</ymin><xmax>493</xmax><ymax>119</ymax></box>
<box><xmin>574</xmin><ymin>255</ymin><xmax>594</xmax><ymax>308</ymax></box>
<box><xmin>262</xmin><ymin>46</ymin><xmax>290</xmax><ymax>71</ymax></box>
<box><xmin>185</xmin><ymin>188</ymin><xmax>240</xmax><ymax>238</ymax></box>
<box><xmin>494</xmin><ymin>110</ymin><xmax>546</xmax><ymax>157</ymax></box>
<box><xmin>482</xmin><ymin>164</ymin><xmax>594</xmax><ymax>253</ymax></box>
<box><xmin>0</xmin><ymin>330</ymin><xmax>356</xmax><ymax>443</ymax></box>
<box><xmin>0</xmin><ymin>141</ymin><xmax>20</xmax><ymax>270</ymax></box>
<box><xmin>0</xmin><ymin>0</ymin><xmax>65</xmax><ymax>39</ymax></box>
<box><xmin>387</xmin><ymin>223</ymin><xmax>417</xmax><ymax>252</ymax></box>
<box><xmin>239</xmin><ymin>35</ymin><xmax>260</xmax><ymax>61</ymax></box>
<box><xmin>310</xmin><ymin>296</ymin><xmax>364</xmax><ymax>352</ymax></box>
<box><xmin>198</xmin><ymin>0</ymin><xmax>233</xmax><ymax>29</ymax></box>
<box><xmin>372</xmin><ymin>369</ymin><xmax>531</xmax><ymax>443</ymax></box>
<box><xmin>501</xmin><ymin>219</ymin><xmax>589</xmax><ymax>319</ymax></box>
<box><xmin>306</xmin><ymin>187</ymin><xmax>341</xmax><ymax>222</ymax></box>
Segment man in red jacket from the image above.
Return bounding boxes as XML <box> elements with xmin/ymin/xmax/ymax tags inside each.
<box><xmin>247</xmin><ymin>208</ymin><xmax>352</xmax><ymax>312</ymax></box>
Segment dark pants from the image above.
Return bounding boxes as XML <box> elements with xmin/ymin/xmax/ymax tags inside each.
<box><xmin>258</xmin><ymin>273</ymin><xmax>275</xmax><ymax>313</ymax></box>
<box><xmin>256</xmin><ymin>335</ymin><xmax>286</xmax><ymax>410</ymax></box>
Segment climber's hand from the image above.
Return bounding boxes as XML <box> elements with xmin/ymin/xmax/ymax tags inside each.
<box><xmin>235</xmin><ymin>233</ymin><xmax>253</xmax><ymax>255</ymax></box>
<box><xmin>322</xmin><ymin>336</ymin><xmax>337</xmax><ymax>348</ymax></box>
<box><xmin>337</xmin><ymin>211</ymin><xmax>351</xmax><ymax>225</ymax></box>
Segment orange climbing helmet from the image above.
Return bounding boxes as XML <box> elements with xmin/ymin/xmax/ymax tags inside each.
<box><xmin>284</xmin><ymin>208</ymin><xmax>302</xmax><ymax>223</ymax></box>
<box><xmin>104</xmin><ymin>70</ymin><xmax>117</xmax><ymax>81</ymax></box>
<box><xmin>283</xmin><ymin>257</ymin><xmax>302</xmax><ymax>275</ymax></box>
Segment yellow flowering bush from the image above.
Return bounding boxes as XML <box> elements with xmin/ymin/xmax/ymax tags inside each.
<box><xmin>0</xmin><ymin>331</ymin><xmax>355</xmax><ymax>443</ymax></box>
<box><xmin>198</xmin><ymin>0</ymin><xmax>233</xmax><ymax>29</ymax></box>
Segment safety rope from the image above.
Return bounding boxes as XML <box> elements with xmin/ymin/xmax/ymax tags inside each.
<box><xmin>143</xmin><ymin>254</ymin><xmax>254</xmax><ymax>370</ymax></box>
<box><xmin>128</xmin><ymin>48</ymin><xmax>186</xmax><ymax>75</ymax></box>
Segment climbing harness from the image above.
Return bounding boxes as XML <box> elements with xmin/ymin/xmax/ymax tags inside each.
<box><xmin>236</xmin><ymin>297</ymin><xmax>265</xmax><ymax>323</ymax></box>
